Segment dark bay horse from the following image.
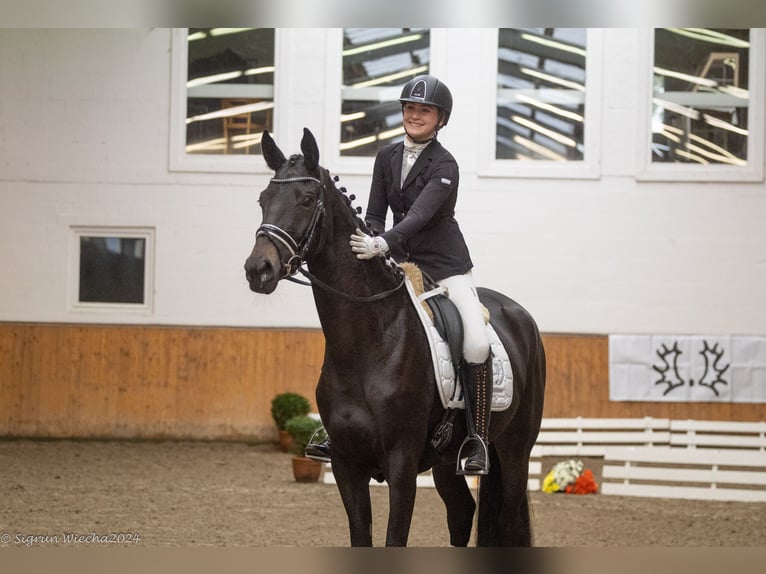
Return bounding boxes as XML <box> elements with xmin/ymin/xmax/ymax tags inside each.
<box><xmin>244</xmin><ymin>128</ymin><xmax>546</xmax><ymax>546</ymax></box>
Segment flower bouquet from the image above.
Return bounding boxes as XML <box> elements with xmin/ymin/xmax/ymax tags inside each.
<box><xmin>542</xmin><ymin>459</ymin><xmax>598</xmax><ymax>494</ymax></box>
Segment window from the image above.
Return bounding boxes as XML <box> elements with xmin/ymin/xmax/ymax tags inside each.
<box><xmin>170</xmin><ymin>28</ymin><xmax>276</xmax><ymax>172</ymax></box>
<box><xmin>340</xmin><ymin>28</ymin><xmax>431</xmax><ymax>157</ymax></box>
<box><xmin>480</xmin><ymin>28</ymin><xmax>601</xmax><ymax>178</ymax></box>
<box><xmin>71</xmin><ymin>227</ymin><xmax>154</xmax><ymax>312</ymax></box>
<box><xmin>653</xmin><ymin>29</ymin><xmax>749</xmax><ymax>165</ymax></box>
<box><xmin>639</xmin><ymin>28</ymin><xmax>764</xmax><ymax>181</ymax></box>
<box><xmin>186</xmin><ymin>28</ymin><xmax>274</xmax><ymax>155</ymax></box>
<box><xmin>496</xmin><ymin>28</ymin><xmax>587</xmax><ymax>161</ymax></box>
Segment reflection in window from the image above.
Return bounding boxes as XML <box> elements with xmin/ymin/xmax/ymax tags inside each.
<box><xmin>652</xmin><ymin>28</ymin><xmax>750</xmax><ymax>165</ymax></box>
<box><xmin>79</xmin><ymin>237</ymin><xmax>146</xmax><ymax>304</ymax></box>
<box><xmin>496</xmin><ymin>28</ymin><xmax>587</xmax><ymax>161</ymax></box>
<box><xmin>185</xmin><ymin>28</ymin><xmax>275</xmax><ymax>155</ymax></box>
<box><xmin>341</xmin><ymin>28</ymin><xmax>430</xmax><ymax>157</ymax></box>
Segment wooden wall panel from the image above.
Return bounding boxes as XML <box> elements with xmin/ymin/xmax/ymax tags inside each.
<box><xmin>0</xmin><ymin>325</ymin><xmax>763</xmax><ymax>441</ymax></box>
<box><xmin>0</xmin><ymin>323</ymin><xmax>325</xmax><ymax>440</ymax></box>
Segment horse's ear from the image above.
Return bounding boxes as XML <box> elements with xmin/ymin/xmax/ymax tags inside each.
<box><xmin>261</xmin><ymin>130</ymin><xmax>286</xmax><ymax>172</ymax></box>
<box><xmin>301</xmin><ymin>128</ymin><xmax>320</xmax><ymax>172</ymax></box>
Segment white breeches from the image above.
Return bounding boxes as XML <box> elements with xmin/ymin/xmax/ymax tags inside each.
<box><xmin>439</xmin><ymin>271</ymin><xmax>491</xmax><ymax>364</ymax></box>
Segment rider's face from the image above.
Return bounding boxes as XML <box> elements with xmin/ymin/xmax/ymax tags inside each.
<box><xmin>402</xmin><ymin>102</ymin><xmax>441</xmax><ymax>141</ymax></box>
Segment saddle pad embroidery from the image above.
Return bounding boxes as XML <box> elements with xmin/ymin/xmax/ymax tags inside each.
<box><xmin>403</xmin><ymin>274</ymin><xmax>513</xmax><ymax>411</ymax></box>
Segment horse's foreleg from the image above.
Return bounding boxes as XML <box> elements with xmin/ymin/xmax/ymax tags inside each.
<box><xmin>332</xmin><ymin>460</ymin><xmax>374</xmax><ymax>546</ymax></box>
<box><xmin>432</xmin><ymin>462</ymin><xmax>476</xmax><ymax>546</ymax></box>
<box><xmin>383</xmin><ymin>454</ymin><xmax>420</xmax><ymax>546</ymax></box>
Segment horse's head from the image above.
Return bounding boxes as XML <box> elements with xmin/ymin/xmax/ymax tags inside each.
<box><xmin>244</xmin><ymin>128</ymin><xmax>326</xmax><ymax>294</ymax></box>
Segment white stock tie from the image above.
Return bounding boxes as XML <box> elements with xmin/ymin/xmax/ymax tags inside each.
<box><xmin>401</xmin><ymin>138</ymin><xmax>430</xmax><ymax>186</ymax></box>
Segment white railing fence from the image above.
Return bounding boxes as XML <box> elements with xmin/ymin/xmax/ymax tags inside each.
<box><xmin>317</xmin><ymin>417</ymin><xmax>766</xmax><ymax>501</ymax></box>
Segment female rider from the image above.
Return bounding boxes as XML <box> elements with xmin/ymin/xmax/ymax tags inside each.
<box><xmin>306</xmin><ymin>75</ymin><xmax>493</xmax><ymax>475</ymax></box>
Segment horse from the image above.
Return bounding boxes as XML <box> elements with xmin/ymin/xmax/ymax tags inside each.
<box><xmin>244</xmin><ymin>128</ymin><xmax>546</xmax><ymax>546</ymax></box>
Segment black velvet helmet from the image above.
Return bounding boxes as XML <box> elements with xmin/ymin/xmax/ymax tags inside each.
<box><xmin>399</xmin><ymin>74</ymin><xmax>453</xmax><ymax>126</ymax></box>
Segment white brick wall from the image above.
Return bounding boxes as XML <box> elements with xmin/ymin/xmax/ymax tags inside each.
<box><xmin>0</xmin><ymin>28</ymin><xmax>764</xmax><ymax>334</ymax></box>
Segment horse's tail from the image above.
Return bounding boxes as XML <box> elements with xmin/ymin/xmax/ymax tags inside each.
<box><xmin>475</xmin><ymin>309</ymin><xmax>545</xmax><ymax>547</ymax></box>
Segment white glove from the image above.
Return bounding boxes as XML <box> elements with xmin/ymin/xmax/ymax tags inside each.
<box><xmin>349</xmin><ymin>228</ymin><xmax>389</xmax><ymax>260</ymax></box>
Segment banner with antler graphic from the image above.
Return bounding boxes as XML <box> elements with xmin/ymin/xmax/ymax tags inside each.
<box><xmin>609</xmin><ymin>335</ymin><xmax>766</xmax><ymax>402</ymax></box>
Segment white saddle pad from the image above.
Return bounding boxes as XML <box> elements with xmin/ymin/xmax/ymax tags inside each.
<box><xmin>403</xmin><ymin>275</ymin><xmax>513</xmax><ymax>411</ymax></box>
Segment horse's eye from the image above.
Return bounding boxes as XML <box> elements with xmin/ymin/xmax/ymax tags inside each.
<box><xmin>300</xmin><ymin>194</ymin><xmax>315</xmax><ymax>207</ymax></box>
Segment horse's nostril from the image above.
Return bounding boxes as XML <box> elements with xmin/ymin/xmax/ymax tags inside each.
<box><xmin>244</xmin><ymin>253</ymin><xmax>278</xmax><ymax>291</ymax></box>
<box><xmin>244</xmin><ymin>258</ymin><xmax>261</xmax><ymax>285</ymax></box>
<box><xmin>258</xmin><ymin>258</ymin><xmax>274</xmax><ymax>278</ymax></box>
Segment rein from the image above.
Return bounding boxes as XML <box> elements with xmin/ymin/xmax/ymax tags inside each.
<box><xmin>288</xmin><ymin>266</ymin><xmax>405</xmax><ymax>303</ymax></box>
<box><xmin>256</xmin><ymin>175</ymin><xmax>405</xmax><ymax>303</ymax></box>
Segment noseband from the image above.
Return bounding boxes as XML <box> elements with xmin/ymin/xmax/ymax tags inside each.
<box><xmin>255</xmin><ymin>176</ymin><xmax>325</xmax><ymax>278</ymax></box>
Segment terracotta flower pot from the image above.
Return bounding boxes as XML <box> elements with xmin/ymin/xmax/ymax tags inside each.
<box><xmin>278</xmin><ymin>429</ymin><xmax>293</xmax><ymax>453</ymax></box>
<box><xmin>291</xmin><ymin>456</ymin><xmax>323</xmax><ymax>483</ymax></box>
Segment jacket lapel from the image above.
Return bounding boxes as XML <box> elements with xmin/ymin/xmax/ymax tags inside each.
<box><xmin>390</xmin><ymin>143</ymin><xmax>404</xmax><ymax>192</ymax></box>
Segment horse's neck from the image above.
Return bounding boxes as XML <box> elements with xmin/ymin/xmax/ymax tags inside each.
<box><xmin>310</xmin><ymin>190</ymin><xmax>394</xmax><ymax>292</ymax></box>
<box><xmin>308</xmin><ymin>206</ymin><xmax>406</xmax><ymax>353</ymax></box>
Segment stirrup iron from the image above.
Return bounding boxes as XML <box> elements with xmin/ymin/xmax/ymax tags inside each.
<box><xmin>456</xmin><ymin>435</ymin><xmax>489</xmax><ymax>476</ymax></box>
<box><xmin>304</xmin><ymin>428</ymin><xmax>331</xmax><ymax>463</ymax></box>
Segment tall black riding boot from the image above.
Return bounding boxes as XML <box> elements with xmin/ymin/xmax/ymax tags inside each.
<box><xmin>458</xmin><ymin>356</ymin><xmax>493</xmax><ymax>475</ymax></box>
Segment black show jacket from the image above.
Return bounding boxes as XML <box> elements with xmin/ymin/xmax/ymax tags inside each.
<box><xmin>365</xmin><ymin>138</ymin><xmax>473</xmax><ymax>282</ymax></box>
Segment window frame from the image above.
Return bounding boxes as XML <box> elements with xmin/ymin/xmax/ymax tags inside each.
<box><xmin>478</xmin><ymin>28</ymin><xmax>604</xmax><ymax>180</ymax></box>
<box><xmin>68</xmin><ymin>226</ymin><xmax>155</xmax><ymax>315</ymax></box>
<box><xmin>168</xmin><ymin>28</ymin><xmax>285</xmax><ymax>174</ymax></box>
<box><xmin>636</xmin><ymin>28</ymin><xmax>765</xmax><ymax>182</ymax></box>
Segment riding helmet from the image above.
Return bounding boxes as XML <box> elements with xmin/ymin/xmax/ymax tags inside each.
<box><xmin>399</xmin><ymin>74</ymin><xmax>453</xmax><ymax>126</ymax></box>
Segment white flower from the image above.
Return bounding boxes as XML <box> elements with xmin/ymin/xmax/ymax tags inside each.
<box><xmin>549</xmin><ymin>459</ymin><xmax>584</xmax><ymax>488</ymax></box>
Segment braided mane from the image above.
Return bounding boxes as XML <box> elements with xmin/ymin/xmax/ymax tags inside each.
<box><xmin>318</xmin><ymin>166</ymin><xmax>401</xmax><ymax>279</ymax></box>
<box><xmin>319</xmin><ymin>166</ymin><xmax>369</xmax><ymax>234</ymax></box>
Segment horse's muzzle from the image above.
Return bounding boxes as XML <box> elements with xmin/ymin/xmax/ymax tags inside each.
<box><xmin>244</xmin><ymin>240</ymin><xmax>281</xmax><ymax>294</ymax></box>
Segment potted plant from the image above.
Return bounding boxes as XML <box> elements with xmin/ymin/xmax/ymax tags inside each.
<box><xmin>270</xmin><ymin>392</ymin><xmax>311</xmax><ymax>452</ymax></box>
<box><xmin>284</xmin><ymin>415</ymin><xmax>327</xmax><ymax>483</ymax></box>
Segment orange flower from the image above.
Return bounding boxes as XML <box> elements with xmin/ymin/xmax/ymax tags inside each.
<box><xmin>570</xmin><ymin>469</ymin><xmax>599</xmax><ymax>494</ymax></box>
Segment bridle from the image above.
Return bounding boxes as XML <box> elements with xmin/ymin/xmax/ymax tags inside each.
<box><xmin>256</xmin><ymin>176</ymin><xmax>325</xmax><ymax>278</ymax></box>
<box><xmin>255</xmin><ymin>174</ymin><xmax>404</xmax><ymax>303</ymax></box>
